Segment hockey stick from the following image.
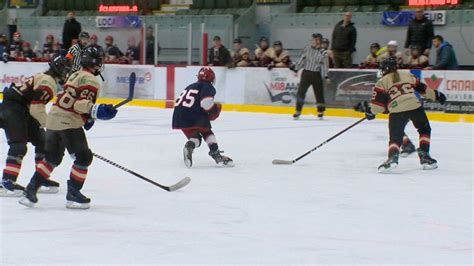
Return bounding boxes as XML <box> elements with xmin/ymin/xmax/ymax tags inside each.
<box><xmin>113</xmin><ymin>72</ymin><xmax>136</xmax><ymax>109</ymax></box>
<box><xmin>92</xmin><ymin>153</ymin><xmax>191</xmax><ymax>192</ymax></box>
<box><xmin>272</xmin><ymin>117</ymin><xmax>367</xmax><ymax>165</ymax></box>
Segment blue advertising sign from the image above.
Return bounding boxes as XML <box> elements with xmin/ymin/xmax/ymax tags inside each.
<box><xmin>96</xmin><ymin>16</ymin><xmax>142</xmax><ymax>28</ymax></box>
<box><xmin>382</xmin><ymin>10</ymin><xmax>446</xmax><ymax>26</ymax></box>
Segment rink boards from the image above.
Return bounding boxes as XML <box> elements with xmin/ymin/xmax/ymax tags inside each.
<box><xmin>1</xmin><ymin>62</ymin><xmax>473</xmax><ymax>123</ymax></box>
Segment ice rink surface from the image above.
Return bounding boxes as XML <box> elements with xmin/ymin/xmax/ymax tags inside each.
<box><xmin>0</xmin><ymin>107</ymin><xmax>472</xmax><ymax>265</ymax></box>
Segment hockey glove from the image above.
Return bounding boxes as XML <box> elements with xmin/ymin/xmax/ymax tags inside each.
<box><xmin>353</xmin><ymin>101</ymin><xmax>370</xmax><ymax>113</ymax></box>
<box><xmin>2</xmin><ymin>53</ymin><xmax>8</xmax><ymax>63</ymax></box>
<box><xmin>365</xmin><ymin>110</ymin><xmax>376</xmax><ymax>120</ymax></box>
<box><xmin>91</xmin><ymin>104</ymin><xmax>118</xmax><ymax>120</ymax></box>
<box><xmin>208</xmin><ymin>103</ymin><xmax>222</xmax><ymax>121</ymax></box>
<box><xmin>84</xmin><ymin>118</ymin><xmax>95</xmax><ymax>131</ymax></box>
<box><xmin>435</xmin><ymin>90</ymin><xmax>447</xmax><ymax>105</ymax></box>
<box><xmin>289</xmin><ymin>64</ymin><xmax>298</xmax><ymax>73</ymax></box>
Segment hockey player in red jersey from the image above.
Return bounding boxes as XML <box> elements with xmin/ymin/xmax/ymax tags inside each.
<box><xmin>172</xmin><ymin>67</ymin><xmax>233</xmax><ymax>168</ymax></box>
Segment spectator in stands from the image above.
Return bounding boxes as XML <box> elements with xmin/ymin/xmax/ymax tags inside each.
<box><xmin>51</xmin><ymin>41</ymin><xmax>64</xmax><ymax>57</ymax></box>
<box><xmin>231</xmin><ymin>38</ymin><xmax>245</xmax><ymax>64</ymax></box>
<box><xmin>208</xmin><ymin>35</ymin><xmax>232</xmax><ymax>67</ymax></box>
<box><xmin>331</xmin><ymin>12</ymin><xmax>357</xmax><ymax>68</ymax></box>
<box><xmin>360</xmin><ymin>43</ymin><xmax>380</xmax><ymax>69</ymax></box>
<box><xmin>236</xmin><ymin>48</ymin><xmax>255</xmax><ymax>67</ymax></box>
<box><xmin>425</xmin><ymin>35</ymin><xmax>459</xmax><ymax>70</ymax></box>
<box><xmin>267</xmin><ymin>41</ymin><xmax>290</xmax><ymax>70</ymax></box>
<box><xmin>0</xmin><ymin>33</ymin><xmax>9</xmax><ymax>63</ymax></box>
<box><xmin>9</xmin><ymin>32</ymin><xmax>23</xmax><ymax>58</ymax></box>
<box><xmin>104</xmin><ymin>35</ymin><xmax>124</xmax><ymax>63</ymax></box>
<box><xmin>404</xmin><ymin>8</ymin><xmax>434</xmax><ymax>57</ymax></box>
<box><xmin>377</xmin><ymin>40</ymin><xmax>403</xmax><ymax>66</ymax></box>
<box><xmin>254</xmin><ymin>37</ymin><xmax>274</xmax><ymax>67</ymax></box>
<box><xmin>19</xmin><ymin>42</ymin><xmax>36</xmax><ymax>61</ymax></box>
<box><xmin>62</xmin><ymin>11</ymin><xmax>82</xmax><ymax>50</ymax></box>
<box><xmin>67</xmin><ymin>31</ymin><xmax>90</xmax><ymax>72</ymax></box>
<box><xmin>42</xmin><ymin>34</ymin><xmax>55</xmax><ymax>58</ymax></box>
<box><xmin>145</xmin><ymin>26</ymin><xmax>160</xmax><ymax>65</ymax></box>
<box><xmin>89</xmin><ymin>34</ymin><xmax>105</xmax><ymax>58</ymax></box>
<box><xmin>403</xmin><ymin>45</ymin><xmax>428</xmax><ymax>69</ymax></box>
<box><xmin>125</xmin><ymin>36</ymin><xmax>140</xmax><ymax>64</ymax></box>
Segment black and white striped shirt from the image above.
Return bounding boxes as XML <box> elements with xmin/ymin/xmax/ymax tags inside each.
<box><xmin>295</xmin><ymin>45</ymin><xmax>329</xmax><ymax>78</ymax></box>
<box><xmin>67</xmin><ymin>44</ymin><xmax>83</xmax><ymax>73</ymax></box>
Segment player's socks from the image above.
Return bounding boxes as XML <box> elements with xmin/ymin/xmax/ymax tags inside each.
<box><xmin>417</xmin><ymin>148</ymin><xmax>438</xmax><ymax>170</ymax></box>
<box><xmin>0</xmin><ymin>178</ymin><xmax>25</xmax><ymax>197</ymax></box>
<box><xmin>19</xmin><ymin>175</ymin><xmax>44</xmax><ymax>207</ymax></box>
<box><xmin>66</xmin><ymin>180</ymin><xmax>90</xmax><ymax>209</ymax></box>
<box><xmin>378</xmin><ymin>154</ymin><xmax>399</xmax><ymax>173</ymax></box>
<box><xmin>183</xmin><ymin>141</ymin><xmax>196</xmax><ymax>168</ymax></box>
<box><xmin>293</xmin><ymin>111</ymin><xmax>301</xmax><ymax>120</ymax></box>
<box><xmin>38</xmin><ymin>179</ymin><xmax>60</xmax><ymax>194</ymax></box>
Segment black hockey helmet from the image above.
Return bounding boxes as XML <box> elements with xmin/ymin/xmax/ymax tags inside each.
<box><xmin>48</xmin><ymin>54</ymin><xmax>71</xmax><ymax>83</ymax></box>
<box><xmin>380</xmin><ymin>57</ymin><xmax>398</xmax><ymax>76</ymax></box>
<box><xmin>322</xmin><ymin>38</ymin><xmax>330</xmax><ymax>44</ymax></box>
<box><xmin>79</xmin><ymin>31</ymin><xmax>90</xmax><ymax>40</ymax></box>
<box><xmin>259</xmin><ymin>36</ymin><xmax>268</xmax><ymax>43</ymax></box>
<box><xmin>80</xmin><ymin>46</ymin><xmax>103</xmax><ymax>76</ymax></box>
<box><xmin>273</xmin><ymin>40</ymin><xmax>282</xmax><ymax>46</ymax></box>
<box><xmin>370</xmin><ymin>43</ymin><xmax>381</xmax><ymax>49</ymax></box>
<box><xmin>312</xmin><ymin>33</ymin><xmax>323</xmax><ymax>40</ymax></box>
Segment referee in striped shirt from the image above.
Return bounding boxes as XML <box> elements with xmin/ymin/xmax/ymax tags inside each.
<box><xmin>291</xmin><ymin>33</ymin><xmax>330</xmax><ymax>120</ymax></box>
<box><xmin>66</xmin><ymin>31</ymin><xmax>90</xmax><ymax>73</ymax></box>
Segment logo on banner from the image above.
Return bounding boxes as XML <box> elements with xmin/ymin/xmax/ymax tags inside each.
<box><xmin>335</xmin><ymin>74</ymin><xmax>375</xmax><ymax>97</ymax></box>
<box><xmin>263</xmin><ymin>72</ymin><xmax>299</xmax><ymax>104</ymax></box>
<box><xmin>424</xmin><ymin>74</ymin><xmax>443</xmax><ymax>90</ymax></box>
<box><xmin>382</xmin><ymin>11</ymin><xmax>446</xmax><ymax>26</ymax></box>
<box><xmin>116</xmin><ymin>72</ymin><xmax>152</xmax><ymax>85</ymax></box>
<box><xmin>96</xmin><ymin>16</ymin><xmax>141</xmax><ymax>28</ymax></box>
<box><xmin>0</xmin><ymin>74</ymin><xmax>29</xmax><ymax>85</ymax></box>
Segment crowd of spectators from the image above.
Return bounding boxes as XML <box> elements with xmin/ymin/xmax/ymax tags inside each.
<box><xmin>0</xmin><ymin>9</ymin><xmax>460</xmax><ymax>70</ymax></box>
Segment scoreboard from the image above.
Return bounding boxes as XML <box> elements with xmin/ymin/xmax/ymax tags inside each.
<box><xmin>408</xmin><ymin>0</ymin><xmax>459</xmax><ymax>6</ymax></box>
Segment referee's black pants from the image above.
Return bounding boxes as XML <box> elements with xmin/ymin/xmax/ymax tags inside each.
<box><xmin>296</xmin><ymin>70</ymin><xmax>325</xmax><ymax>113</ymax></box>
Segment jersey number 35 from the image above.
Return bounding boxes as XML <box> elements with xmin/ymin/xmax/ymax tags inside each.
<box><xmin>176</xmin><ymin>89</ymin><xmax>198</xmax><ymax>108</ymax></box>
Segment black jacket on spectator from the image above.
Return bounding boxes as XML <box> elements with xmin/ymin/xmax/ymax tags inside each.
<box><xmin>209</xmin><ymin>46</ymin><xmax>232</xmax><ymax>66</ymax></box>
<box><xmin>145</xmin><ymin>36</ymin><xmax>160</xmax><ymax>65</ymax></box>
<box><xmin>404</xmin><ymin>17</ymin><xmax>434</xmax><ymax>51</ymax></box>
<box><xmin>62</xmin><ymin>18</ymin><xmax>82</xmax><ymax>50</ymax></box>
<box><xmin>331</xmin><ymin>20</ymin><xmax>357</xmax><ymax>53</ymax></box>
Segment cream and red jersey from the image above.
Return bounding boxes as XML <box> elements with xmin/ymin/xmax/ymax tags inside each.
<box><xmin>46</xmin><ymin>70</ymin><xmax>100</xmax><ymax>130</ymax></box>
<box><xmin>2</xmin><ymin>73</ymin><xmax>58</xmax><ymax>127</ymax></box>
<box><xmin>370</xmin><ymin>71</ymin><xmax>436</xmax><ymax>114</ymax></box>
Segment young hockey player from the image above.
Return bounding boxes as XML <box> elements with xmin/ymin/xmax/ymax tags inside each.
<box><xmin>362</xmin><ymin>57</ymin><xmax>446</xmax><ymax>173</ymax></box>
<box><xmin>0</xmin><ymin>55</ymin><xmax>71</xmax><ymax>196</ymax></box>
<box><xmin>172</xmin><ymin>67</ymin><xmax>233</xmax><ymax>168</ymax></box>
<box><xmin>19</xmin><ymin>47</ymin><xmax>118</xmax><ymax>209</ymax></box>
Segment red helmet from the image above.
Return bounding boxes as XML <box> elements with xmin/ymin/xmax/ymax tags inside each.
<box><xmin>105</xmin><ymin>35</ymin><xmax>113</xmax><ymax>41</ymax></box>
<box><xmin>13</xmin><ymin>32</ymin><xmax>21</xmax><ymax>38</ymax></box>
<box><xmin>22</xmin><ymin>42</ymin><xmax>31</xmax><ymax>47</ymax></box>
<box><xmin>91</xmin><ymin>34</ymin><xmax>98</xmax><ymax>40</ymax></box>
<box><xmin>197</xmin><ymin>67</ymin><xmax>215</xmax><ymax>84</ymax></box>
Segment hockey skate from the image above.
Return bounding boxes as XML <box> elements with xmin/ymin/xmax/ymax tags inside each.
<box><xmin>317</xmin><ymin>111</ymin><xmax>324</xmax><ymax>120</ymax></box>
<box><xmin>183</xmin><ymin>141</ymin><xmax>195</xmax><ymax>168</ymax></box>
<box><xmin>0</xmin><ymin>179</ymin><xmax>25</xmax><ymax>197</ymax></box>
<box><xmin>417</xmin><ymin>148</ymin><xmax>438</xmax><ymax>170</ymax></box>
<box><xmin>209</xmin><ymin>150</ymin><xmax>234</xmax><ymax>167</ymax></box>
<box><xmin>293</xmin><ymin>111</ymin><xmax>301</xmax><ymax>120</ymax></box>
<box><xmin>66</xmin><ymin>181</ymin><xmax>90</xmax><ymax>209</ymax></box>
<box><xmin>400</xmin><ymin>142</ymin><xmax>416</xmax><ymax>157</ymax></box>
<box><xmin>19</xmin><ymin>176</ymin><xmax>43</xmax><ymax>207</ymax></box>
<box><xmin>38</xmin><ymin>179</ymin><xmax>60</xmax><ymax>194</ymax></box>
<box><xmin>378</xmin><ymin>154</ymin><xmax>399</xmax><ymax>173</ymax></box>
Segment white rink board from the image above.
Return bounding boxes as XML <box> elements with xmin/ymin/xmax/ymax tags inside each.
<box><xmin>0</xmin><ymin>108</ymin><xmax>472</xmax><ymax>264</ymax></box>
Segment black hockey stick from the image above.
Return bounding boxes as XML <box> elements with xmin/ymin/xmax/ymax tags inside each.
<box><xmin>272</xmin><ymin>117</ymin><xmax>367</xmax><ymax>165</ymax></box>
<box><xmin>92</xmin><ymin>153</ymin><xmax>191</xmax><ymax>192</ymax></box>
<box><xmin>113</xmin><ymin>72</ymin><xmax>136</xmax><ymax>109</ymax></box>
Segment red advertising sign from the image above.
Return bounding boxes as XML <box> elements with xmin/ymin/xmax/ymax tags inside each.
<box><xmin>408</xmin><ymin>0</ymin><xmax>459</xmax><ymax>6</ymax></box>
<box><xmin>98</xmin><ymin>4</ymin><xmax>139</xmax><ymax>13</ymax></box>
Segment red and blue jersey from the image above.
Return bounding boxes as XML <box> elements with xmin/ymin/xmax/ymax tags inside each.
<box><xmin>172</xmin><ymin>81</ymin><xmax>216</xmax><ymax>129</ymax></box>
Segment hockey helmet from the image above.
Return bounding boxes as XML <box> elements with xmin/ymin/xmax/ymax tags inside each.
<box><xmin>197</xmin><ymin>67</ymin><xmax>216</xmax><ymax>85</ymax></box>
<box><xmin>48</xmin><ymin>54</ymin><xmax>71</xmax><ymax>83</ymax></box>
<box><xmin>79</xmin><ymin>31</ymin><xmax>90</xmax><ymax>40</ymax></box>
<box><xmin>80</xmin><ymin>46</ymin><xmax>104</xmax><ymax>76</ymax></box>
<box><xmin>380</xmin><ymin>57</ymin><xmax>398</xmax><ymax>76</ymax></box>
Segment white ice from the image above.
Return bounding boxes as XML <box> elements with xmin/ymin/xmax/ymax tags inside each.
<box><xmin>1</xmin><ymin>107</ymin><xmax>472</xmax><ymax>265</ymax></box>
